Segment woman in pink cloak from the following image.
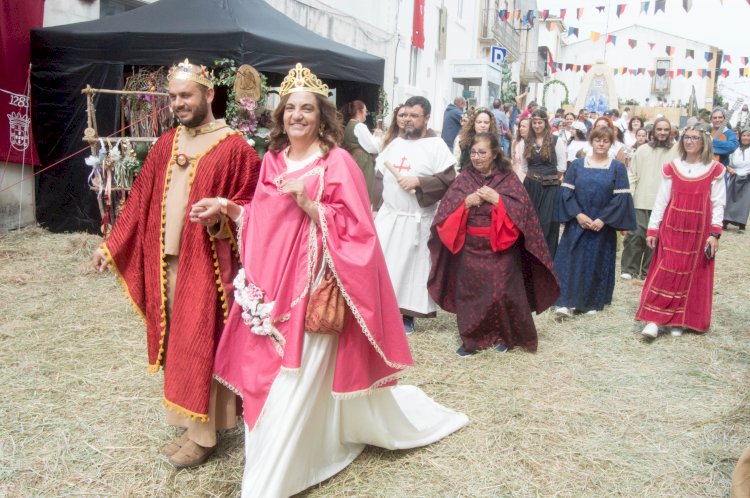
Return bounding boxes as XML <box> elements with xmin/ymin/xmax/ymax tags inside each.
<box><xmin>192</xmin><ymin>63</ymin><xmax>468</xmax><ymax>498</ymax></box>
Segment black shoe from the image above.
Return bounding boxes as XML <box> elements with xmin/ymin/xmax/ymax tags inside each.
<box><xmin>455</xmin><ymin>346</ymin><xmax>476</xmax><ymax>357</ymax></box>
<box><xmin>402</xmin><ymin>316</ymin><xmax>415</xmax><ymax>334</ymax></box>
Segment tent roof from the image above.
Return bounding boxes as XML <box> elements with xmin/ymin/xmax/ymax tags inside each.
<box><xmin>31</xmin><ymin>0</ymin><xmax>384</xmax><ymax>84</ymax></box>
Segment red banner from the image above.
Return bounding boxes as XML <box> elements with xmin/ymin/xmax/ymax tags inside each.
<box><xmin>412</xmin><ymin>0</ymin><xmax>425</xmax><ymax>49</ymax></box>
<box><xmin>0</xmin><ymin>0</ymin><xmax>42</xmax><ymax>165</ymax></box>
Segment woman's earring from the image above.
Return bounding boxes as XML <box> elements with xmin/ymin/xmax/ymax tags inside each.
<box><xmin>319</xmin><ymin>124</ymin><xmax>325</xmax><ymax>136</ymax></box>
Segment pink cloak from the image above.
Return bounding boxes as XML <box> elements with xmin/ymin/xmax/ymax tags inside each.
<box><xmin>214</xmin><ymin>147</ymin><xmax>414</xmax><ymax>429</ymax></box>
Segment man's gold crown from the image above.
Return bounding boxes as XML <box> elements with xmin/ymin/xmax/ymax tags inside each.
<box><xmin>279</xmin><ymin>63</ymin><xmax>329</xmax><ymax>98</ymax></box>
<box><xmin>168</xmin><ymin>59</ymin><xmax>214</xmax><ymax>89</ymax></box>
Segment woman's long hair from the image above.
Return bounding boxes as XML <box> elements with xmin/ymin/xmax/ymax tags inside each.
<box><xmin>677</xmin><ymin>123</ymin><xmax>714</xmax><ymax>164</ymax></box>
<box><xmin>458</xmin><ymin>108</ymin><xmax>500</xmax><ymax>152</ymax></box>
<box><xmin>268</xmin><ymin>92</ymin><xmax>343</xmax><ymax>158</ymax></box>
<box><xmin>523</xmin><ymin>109</ymin><xmax>554</xmax><ymax>162</ymax></box>
<box><xmin>382</xmin><ymin>104</ymin><xmax>404</xmax><ymax>149</ymax></box>
<box><xmin>341</xmin><ymin>99</ymin><xmax>366</xmax><ymax>123</ymax></box>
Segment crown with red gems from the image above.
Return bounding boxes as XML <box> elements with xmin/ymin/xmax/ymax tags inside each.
<box><xmin>279</xmin><ymin>63</ymin><xmax>329</xmax><ymax>97</ymax></box>
<box><xmin>168</xmin><ymin>59</ymin><xmax>213</xmax><ymax>89</ymax></box>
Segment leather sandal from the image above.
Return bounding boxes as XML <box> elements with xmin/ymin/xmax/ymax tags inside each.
<box><xmin>168</xmin><ymin>439</ymin><xmax>216</xmax><ymax>469</ymax></box>
<box><xmin>161</xmin><ymin>431</ymin><xmax>190</xmax><ymax>457</ymax></box>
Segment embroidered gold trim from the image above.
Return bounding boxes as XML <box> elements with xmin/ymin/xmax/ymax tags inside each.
<box><xmin>100</xmin><ymin>243</ymin><xmax>146</xmax><ymax>322</ymax></box>
<box><xmin>664</xmin><ymin>246</ymin><xmax>695</xmax><ymax>255</ymax></box>
<box><xmin>665</xmin><ymin>224</ymin><xmax>702</xmax><ymax>234</ymax></box>
<box><xmin>162</xmin><ymin>397</ymin><xmax>209</xmax><ymax>422</ymax></box>
<box><xmin>643</xmin><ymin>303</ymin><xmax>684</xmax><ymax>314</ymax></box>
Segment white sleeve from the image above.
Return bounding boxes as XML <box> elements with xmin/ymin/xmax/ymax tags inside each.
<box><xmin>353</xmin><ymin>122</ymin><xmax>381</xmax><ymax>154</ymax></box>
<box><xmin>453</xmin><ymin>136</ymin><xmax>461</xmax><ymax>162</ymax></box>
<box><xmin>648</xmin><ymin>176</ymin><xmax>673</xmax><ymax>230</ymax></box>
<box><xmin>711</xmin><ymin>174</ymin><xmax>727</xmax><ymax>227</ymax></box>
<box><xmin>555</xmin><ymin>137</ymin><xmax>567</xmax><ymax>172</ymax></box>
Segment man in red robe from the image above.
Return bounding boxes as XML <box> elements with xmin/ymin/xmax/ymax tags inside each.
<box><xmin>91</xmin><ymin>59</ymin><xmax>260</xmax><ymax>468</ymax></box>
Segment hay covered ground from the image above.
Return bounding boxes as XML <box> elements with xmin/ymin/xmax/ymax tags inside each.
<box><xmin>1</xmin><ymin>226</ymin><xmax>749</xmax><ymax>497</ymax></box>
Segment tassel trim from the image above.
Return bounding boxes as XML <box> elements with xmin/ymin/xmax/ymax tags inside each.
<box><xmin>162</xmin><ymin>397</ymin><xmax>209</xmax><ymax>422</ymax></box>
<box><xmin>209</xmin><ymin>235</ymin><xmax>229</xmax><ymax>324</ymax></box>
<box><xmin>100</xmin><ymin>243</ymin><xmax>146</xmax><ymax>323</ymax></box>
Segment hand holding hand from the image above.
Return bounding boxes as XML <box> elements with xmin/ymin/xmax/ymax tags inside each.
<box><xmin>476</xmin><ymin>186</ymin><xmax>500</xmax><ymax>206</ymax></box>
<box><xmin>189</xmin><ymin>198</ymin><xmax>221</xmax><ymax>226</ymax></box>
<box><xmin>465</xmin><ymin>192</ymin><xmax>483</xmax><ymax>209</ymax></box>
<box><xmin>576</xmin><ymin>213</ymin><xmax>593</xmax><ymax>229</ymax></box>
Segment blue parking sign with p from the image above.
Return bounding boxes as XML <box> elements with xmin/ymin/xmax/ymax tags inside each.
<box><xmin>491</xmin><ymin>46</ymin><xmax>507</xmax><ymax>65</ymax></box>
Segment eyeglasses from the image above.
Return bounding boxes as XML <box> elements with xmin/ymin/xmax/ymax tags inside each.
<box><xmin>469</xmin><ymin>150</ymin><xmax>489</xmax><ymax>157</ymax></box>
<box><xmin>683</xmin><ymin>135</ymin><xmax>702</xmax><ymax>142</ymax></box>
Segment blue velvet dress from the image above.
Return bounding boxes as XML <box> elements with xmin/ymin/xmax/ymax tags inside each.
<box><xmin>554</xmin><ymin>158</ymin><xmax>636</xmax><ymax>312</ymax></box>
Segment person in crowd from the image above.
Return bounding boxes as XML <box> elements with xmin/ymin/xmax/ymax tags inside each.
<box><xmin>587</xmin><ymin>116</ymin><xmax>627</xmax><ymax>163</ymax></box>
<box><xmin>382</xmin><ymin>104</ymin><xmax>406</xmax><ymax>150</ymax></box>
<box><xmin>511</xmin><ymin>117</ymin><xmax>530</xmax><ymax>179</ymax></box>
<box><xmin>375</xmin><ymin>95</ymin><xmax>457</xmax><ymax>333</ymax></box>
<box><xmin>90</xmin><ymin>59</ymin><xmax>261</xmax><ymax>468</ymax></box>
<box><xmin>521</xmin><ymin>109</ymin><xmax>567</xmax><ymax>256</ymax></box>
<box><xmin>621</xmin><ymin>117</ymin><xmax>677</xmax><ymax>281</ymax></box>
<box><xmin>441</xmin><ymin>96</ymin><xmax>466</xmax><ymax>148</ymax></box>
<box><xmin>202</xmin><ymin>63</ymin><xmax>468</xmax><ymax>498</ymax></box>
<box><xmin>557</xmin><ymin>112</ymin><xmax>576</xmax><ymax>145</ymax></box>
<box><xmin>341</xmin><ymin>100</ymin><xmax>381</xmax><ymax>204</ymax></box>
<box><xmin>428</xmin><ymin>132</ymin><xmax>559</xmax><ymax>356</ymax></box>
<box><xmin>611</xmin><ymin>108</ymin><xmax>626</xmax><ymax>133</ymax></box>
<box><xmin>733</xmin><ymin>103</ymin><xmax>749</xmax><ymax>131</ymax></box>
<box><xmin>554</xmin><ymin>126</ymin><xmax>635</xmax><ymax>318</ymax></box>
<box><xmin>621</xmin><ymin>106</ymin><xmax>630</xmax><ymax>127</ymax></box>
<box><xmin>566</xmin><ymin>121</ymin><xmax>589</xmax><ymax>167</ymax></box>
<box><xmin>577</xmin><ymin>109</ymin><xmax>592</xmax><ymax>137</ymax></box>
<box><xmin>624</xmin><ymin>116</ymin><xmax>645</xmax><ymax>149</ymax></box>
<box><xmin>634</xmin><ymin>128</ymin><xmax>649</xmax><ymax>149</ymax></box>
<box><xmin>492</xmin><ymin>98</ymin><xmax>512</xmax><ymax>152</ymax></box>
<box><xmin>723</xmin><ymin>127</ymin><xmax>750</xmax><ymax>233</ymax></box>
<box><xmin>454</xmin><ymin>107</ymin><xmax>500</xmax><ymax>168</ymax></box>
<box><xmin>520</xmin><ymin>100</ymin><xmax>538</xmax><ymax>121</ymax></box>
<box><xmin>711</xmin><ymin>106</ymin><xmax>739</xmax><ymax>167</ymax></box>
<box><xmin>637</xmin><ymin>123</ymin><xmax>726</xmax><ymax>338</ymax></box>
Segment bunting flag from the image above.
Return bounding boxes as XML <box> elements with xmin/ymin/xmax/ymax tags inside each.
<box><xmin>613</xmin><ymin>68</ymin><xmax>619</xmax><ymax>75</ymax></box>
<box><xmin>596</xmin><ymin>5</ymin><xmax>606</xmax><ymax>13</ymax></box>
<box><xmin>527</xmin><ymin>9</ymin><xmax>535</xmax><ymax>27</ymax></box>
<box><xmin>560</xmin><ymin>9</ymin><xmax>566</xmax><ymax>20</ymax></box>
<box><xmin>616</xmin><ymin>4</ymin><xmax>627</xmax><ymax>17</ymax></box>
<box><xmin>722</xmin><ymin>68</ymin><xmax>729</xmax><ymax>77</ymax></box>
<box><xmin>641</xmin><ymin>1</ymin><xmax>651</xmax><ymax>14</ymax></box>
<box><xmin>607</xmin><ymin>35</ymin><xmax>617</xmax><ymax>46</ymax></box>
<box><xmin>565</xmin><ymin>63</ymin><xmax>573</xmax><ymax>71</ymax></box>
<box><xmin>577</xmin><ymin>7</ymin><xmax>584</xmax><ymax>20</ymax></box>
<box><xmin>649</xmin><ymin>42</ymin><xmax>656</xmax><ymax>50</ymax></box>
<box><xmin>590</xmin><ymin>31</ymin><xmax>601</xmax><ymax>42</ymax></box>
<box><xmin>705</xmin><ymin>51</ymin><xmax>714</xmax><ymax>62</ymax></box>
<box><xmin>683</xmin><ymin>0</ymin><xmax>693</xmax><ymax>12</ymax></box>
<box><xmin>638</xmin><ymin>68</ymin><xmax>646</xmax><ymax>75</ymax></box>
<box><xmin>685</xmin><ymin>70</ymin><xmax>692</xmax><ymax>78</ymax></box>
<box><xmin>742</xmin><ymin>57</ymin><xmax>749</xmax><ymax>65</ymax></box>
<box><xmin>741</xmin><ymin>68</ymin><xmax>750</xmax><ymax>77</ymax></box>
<box><xmin>676</xmin><ymin>68</ymin><xmax>684</xmax><ymax>77</ymax></box>
<box><xmin>723</xmin><ymin>54</ymin><xmax>732</xmax><ymax>64</ymax></box>
<box><xmin>498</xmin><ymin>9</ymin><xmax>507</xmax><ymax>21</ymax></box>
<box><xmin>569</xmin><ymin>27</ymin><xmax>580</xmax><ymax>37</ymax></box>
<box><xmin>628</xmin><ymin>39</ymin><xmax>638</xmax><ymax>49</ymax></box>
<box><xmin>686</xmin><ymin>49</ymin><xmax>694</xmax><ymax>59</ymax></box>
<box><xmin>655</xmin><ymin>0</ymin><xmax>666</xmax><ymax>13</ymax></box>
<box><xmin>648</xmin><ymin>70</ymin><xmax>655</xmax><ymax>77</ymax></box>
<box><xmin>669</xmin><ymin>70</ymin><xmax>675</xmax><ymax>78</ymax></box>
<box><xmin>665</xmin><ymin>45</ymin><xmax>675</xmax><ymax>56</ymax></box>
<box><xmin>584</xmin><ymin>64</ymin><xmax>592</xmax><ymax>72</ymax></box>
<box><xmin>541</xmin><ymin>9</ymin><xmax>549</xmax><ymax>21</ymax></box>
<box><xmin>514</xmin><ymin>9</ymin><xmax>522</xmax><ymax>20</ymax></box>
<box><xmin>656</xmin><ymin>68</ymin><xmax>667</xmax><ymax>77</ymax></box>
<box><xmin>573</xmin><ymin>64</ymin><xmax>580</xmax><ymax>72</ymax></box>
<box><xmin>548</xmin><ymin>49</ymin><xmax>556</xmax><ymax>73</ymax></box>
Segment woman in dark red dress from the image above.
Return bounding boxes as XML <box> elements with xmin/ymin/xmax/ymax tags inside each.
<box><xmin>427</xmin><ymin>132</ymin><xmax>559</xmax><ymax>357</ymax></box>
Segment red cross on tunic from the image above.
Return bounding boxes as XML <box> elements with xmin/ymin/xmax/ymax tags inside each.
<box><xmin>394</xmin><ymin>156</ymin><xmax>411</xmax><ymax>174</ymax></box>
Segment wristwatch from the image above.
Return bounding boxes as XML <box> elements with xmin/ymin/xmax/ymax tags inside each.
<box><xmin>709</xmin><ymin>232</ymin><xmax>721</xmax><ymax>239</ymax></box>
<box><xmin>217</xmin><ymin>197</ymin><xmax>228</xmax><ymax>216</ymax></box>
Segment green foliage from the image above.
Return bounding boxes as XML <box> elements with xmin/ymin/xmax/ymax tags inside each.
<box><xmin>542</xmin><ymin>79</ymin><xmax>570</xmax><ymax>108</ymax></box>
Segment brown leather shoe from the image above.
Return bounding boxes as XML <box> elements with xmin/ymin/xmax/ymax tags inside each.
<box><xmin>161</xmin><ymin>431</ymin><xmax>190</xmax><ymax>457</ymax></box>
<box><xmin>168</xmin><ymin>439</ymin><xmax>216</xmax><ymax>469</ymax></box>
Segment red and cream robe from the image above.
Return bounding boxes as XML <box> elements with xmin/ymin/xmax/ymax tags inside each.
<box><xmin>102</xmin><ymin>127</ymin><xmax>259</xmax><ymax>419</ymax></box>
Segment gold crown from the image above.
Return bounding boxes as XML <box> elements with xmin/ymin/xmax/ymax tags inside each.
<box><xmin>168</xmin><ymin>59</ymin><xmax>214</xmax><ymax>89</ymax></box>
<box><xmin>279</xmin><ymin>63</ymin><xmax>329</xmax><ymax>97</ymax></box>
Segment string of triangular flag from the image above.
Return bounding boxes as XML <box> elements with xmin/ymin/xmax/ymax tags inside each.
<box><xmin>548</xmin><ymin>62</ymin><xmax>750</xmax><ymax>78</ymax></box>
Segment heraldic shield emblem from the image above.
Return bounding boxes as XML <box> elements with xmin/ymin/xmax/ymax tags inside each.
<box><xmin>8</xmin><ymin>112</ymin><xmax>30</xmax><ymax>152</ymax></box>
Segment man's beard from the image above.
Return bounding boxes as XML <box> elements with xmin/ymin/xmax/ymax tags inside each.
<box><xmin>176</xmin><ymin>99</ymin><xmax>209</xmax><ymax>128</ymax></box>
<box><xmin>404</xmin><ymin>125</ymin><xmax>424</xmax><ymax>139</ymax></box>
<box><xmin>652</xmin><ymin>135</ymin><xmax>672</xmax><ymax>147</ymax></box>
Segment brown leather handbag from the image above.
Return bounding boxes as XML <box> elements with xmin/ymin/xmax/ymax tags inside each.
<box><xmin>305</xmin><ymin>270</ymin><xmax>347</xmax><ymax>335</ymax></box>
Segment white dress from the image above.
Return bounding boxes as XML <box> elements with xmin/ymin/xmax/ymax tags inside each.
<box><xmin>374</xmin><ymin>136</ymin><xmax>456</xmax><ymax>316</ymax></box>
<box><xmin>240</xmin><ymin>151</ymin><xmax>469</xmax><ymax>498</ymax></box>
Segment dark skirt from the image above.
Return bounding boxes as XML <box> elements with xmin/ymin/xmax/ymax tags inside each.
<box><xmin>725</xmin><ymin>174</ymin><xmax>750</xmax><ymax>226</ymax></box>
<box><xmin>523</xmin><ymin>176</ymin><xmax>560</xmax><ymax>257</ymax></box>
<box><xmin>454</xmin><ymin>234</ymin><xmax>538</xmax><ymax>352</ymax></box>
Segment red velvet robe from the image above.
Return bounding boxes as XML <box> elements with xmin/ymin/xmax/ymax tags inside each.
<box><xmin>102</xmin><ymin>128</ymin><xmax>259</xmax><ymax>420</ymax></box>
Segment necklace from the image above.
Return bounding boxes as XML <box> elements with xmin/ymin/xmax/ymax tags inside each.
<box><xmin>184</xmin><ymin>120</ymin><xmax>228</xmax><ymax>137</ymax></box>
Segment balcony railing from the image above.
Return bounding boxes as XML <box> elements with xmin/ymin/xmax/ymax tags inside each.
<box><xmin>480</xmin><ymin>8</ymin><xmax>520</xmax><ymax>62</ymax></box>
<box><xmin>521</xmin><ymin>47</ymin><xmax>548</xmax><ymax>83</ymax></box>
